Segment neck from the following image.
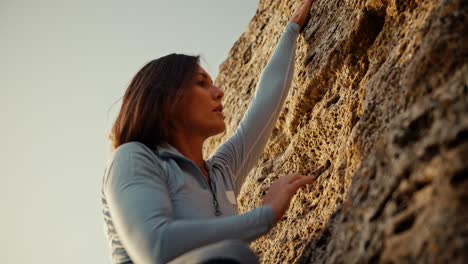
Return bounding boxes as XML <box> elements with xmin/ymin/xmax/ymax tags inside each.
<box><xmin>167</xmin><ymin>132</ymin><xmax>207</xmax><ymax>177</ymax></box>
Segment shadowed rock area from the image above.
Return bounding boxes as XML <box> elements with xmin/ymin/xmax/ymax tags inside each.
<box><xmin>204</xmin><ymin>0</ymin><xmax>468</xmax><ymax>263</ymax></box>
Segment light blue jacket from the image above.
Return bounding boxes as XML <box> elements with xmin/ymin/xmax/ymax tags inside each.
<box><xmin>101</xmin><ymin>22</ymin><xmax>300</xmax><ymax>264</ymax></box>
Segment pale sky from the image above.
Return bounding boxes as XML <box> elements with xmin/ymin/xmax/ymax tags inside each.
<box><xmin>1</xmin><ymin>1</ymin><xmax>258</xmax><ymax>263</ymax></box>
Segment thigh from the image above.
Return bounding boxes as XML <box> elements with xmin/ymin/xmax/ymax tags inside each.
<box><xmin>168</xmin><ymin>240</ymin><xmax>259</xmax><ymax>264</ymax></box>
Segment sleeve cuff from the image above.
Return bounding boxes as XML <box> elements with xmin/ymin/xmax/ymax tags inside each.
<box><xmin>259</xmin><ymin>205</ymin><xmax>276</xmax><ymax>230</ymax></box>
<box><xmin>286</xmin><ymin>21</ymin><xmax>301</xmax><ymax>34</ymax></box>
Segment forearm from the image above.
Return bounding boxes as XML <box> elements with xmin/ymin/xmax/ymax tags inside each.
<box><xmin>232</xmin><ymin>22</ymin><xmax>300</xmax><ymax>188</ymax></box>
<box><xmin>158</xmin><ymin>206</ymin><xmax>275</xmax><ymax>263</ymax></box>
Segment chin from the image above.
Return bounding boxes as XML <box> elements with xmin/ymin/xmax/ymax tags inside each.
<box><xmin>211</xmin><ymin>122</ymin><xmax>226</xmax><ymax>136</ymax></box>
<box><xmin>215</xmin><ymin>123</ymin><xmax>226</xmax><ymax>134</ymax></box>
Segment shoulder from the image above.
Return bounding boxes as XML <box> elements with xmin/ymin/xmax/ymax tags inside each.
<box><xmin>114</xmin><ymin>141</ymin><xmax>154</xmax><ymax>157</ymax></box>
<box><xmin>104</xmin><ymin>142</ymin><xmax>166</xmax><ymax>187</ymax></box>
<box><xmin>112</xmin><ymin>142</ymin><xmax>162</xmax><ymax>167</ymax></box>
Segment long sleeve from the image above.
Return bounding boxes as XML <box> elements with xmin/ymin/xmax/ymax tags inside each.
<box><xmin>103</xmin><ymin>144</ymin><xmax>275</xmax><ymax>264</ymax></box>
<box><xmin>210</xmin><ymin>22</ymin><xmax>300</xmax><ymax>195</ymax></box>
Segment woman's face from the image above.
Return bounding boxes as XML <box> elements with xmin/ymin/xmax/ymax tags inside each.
<box><xmin>172</xmin><ymin>65</ymin><xmax>226</xmax><ymax>138</ymax></box>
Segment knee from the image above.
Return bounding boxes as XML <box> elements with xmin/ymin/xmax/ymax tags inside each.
<box><xmin>216</xmin><ymin>240</ymin><xmax>251</xmax><ymax>252</ymax></box>
<box><xmin>168</xmin><ymin>240</ymin><xmax>259</xmax><ymax>264</ymax></box>
<box><xmin>201</xmin><ymin>240</ymin><xmax>259</xmax><ymax>264</ymax></box>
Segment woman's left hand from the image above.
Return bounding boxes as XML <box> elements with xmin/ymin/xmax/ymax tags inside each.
<box><xmin>262</xmin><ymin>173</ymin><xmax>315</xmax><ymax>222</ymax></box>
<box><xmin>289</xmin><ymin>0</ymin><xmax>314</xmax><ymax>31</ymax></box>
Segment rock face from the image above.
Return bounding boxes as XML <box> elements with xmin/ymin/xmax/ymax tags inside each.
<box><xmin>204</xmin><ymin>0</ymin><xmax>467</xmax><ymax>263</ymax></box>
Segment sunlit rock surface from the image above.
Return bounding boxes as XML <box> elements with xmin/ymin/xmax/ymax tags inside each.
<box><xmin>204</xmin><ymin>0</ymin><xmax>467</xmax><ymax>263</ymax></box>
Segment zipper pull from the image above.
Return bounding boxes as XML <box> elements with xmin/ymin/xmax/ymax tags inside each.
<box><xmin>213</xmin><ymin>199</ymin><xmax>222</xmax><ymax>216</ymax></box>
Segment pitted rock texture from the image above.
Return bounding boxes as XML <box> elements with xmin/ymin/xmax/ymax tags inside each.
<box><xmin>204</xmin><ymin>0</ymin><xmax>468</xmax><ymax>263</ymax></box>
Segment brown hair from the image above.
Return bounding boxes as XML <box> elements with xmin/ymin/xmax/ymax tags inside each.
<box><xmin>109</xmin><ymin>53</ymin><xmax>200</xmax><ymax>150</ymax></box>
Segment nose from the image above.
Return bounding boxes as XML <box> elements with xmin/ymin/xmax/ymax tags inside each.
<box><xmin>214</xmin><ymin>85</ymin><xmax>224</xmax><ymax>100</ymax></box>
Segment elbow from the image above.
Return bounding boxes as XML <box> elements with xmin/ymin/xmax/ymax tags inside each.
<box><xmin>124</xmin><ymin>221</ymin><xmax>170</xmax><ymax>264</ymax></box>
<box><xmin>124</xmin><ymin>231</ymin><xmax>166</xmax><ymax>264</ymax></box>
<box><xmin>151</xmin><ymin>222</ymin><xmax>175</xmax><ymax>264</ymax></box>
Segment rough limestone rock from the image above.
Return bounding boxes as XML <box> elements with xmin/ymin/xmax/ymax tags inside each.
<box><xmin>204</xmin><ymin>0</ymin><xmax>467</xmax><ymax>263</ymax></box>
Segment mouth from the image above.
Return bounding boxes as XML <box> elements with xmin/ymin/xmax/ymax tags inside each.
<box><xmin>213</xmin><ymin>105</ymin><xmax>225</xmax><ymax>118</ymax></box>
<box><xmin>213</xmin><ymin>105</ymin><xmax>223</xmax><ymax>113</ymax></box>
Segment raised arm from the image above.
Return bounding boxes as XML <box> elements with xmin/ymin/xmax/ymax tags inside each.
<box><xmin>210</xmin><ymin>0</ymin><xmax>313</xmax><ymax>195</ymax></box>
<box><xmin>104</xmin><ymin>144</ymin><xmax>275</xmax><ymax>264</ymax></box>
<box><xmin>216</xmin><ymin>22</ymin><xmax>298</xmax><ymax>193</ymax></box>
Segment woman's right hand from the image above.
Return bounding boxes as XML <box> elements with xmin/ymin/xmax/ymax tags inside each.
<box><xmin>289</xmin><ymin>0</ymin><xmax>314</xmax><ymax>31</ymax></box>
<box><xmin>262</xmin><ymin>174</ymin><xmax>315</xmax><ymax>222</ymax></box>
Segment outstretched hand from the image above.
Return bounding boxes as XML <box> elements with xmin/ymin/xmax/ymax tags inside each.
<box><xmin>262</xmin><ymin>173</ymin><xmax>315</xmax><ymax>222</ymax></box>
<box><xmin>289</xmin><ymin>0</ymin><xmax>314</xmax><ymax>31</ymax></box>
